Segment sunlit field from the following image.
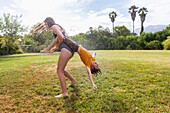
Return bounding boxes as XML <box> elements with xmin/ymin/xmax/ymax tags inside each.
<box><xmin>0</xmin><ymin>50</ymin><xmax>169</xmax><ymax>112</ymax></box>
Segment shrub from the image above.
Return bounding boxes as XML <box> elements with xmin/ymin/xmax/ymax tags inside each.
<box><xmin>35</xmin><ymin>45</ymin><xmax>46</xmax><ymax>52</ymax></box>
<box><xmin>162</xmin><ymin>36</ymin><xmax>170</xmax><ymax>50</ymax></box>
<box><xmin>15</xmin><ymin>49</ymin><xmax>23</xmax><ymax>54</ymax></box>
<box><xmin>0</xmin><ymin>48</ymin><xmax>7</xmax><ymax>55</ymax></box>
<box><xmin>126</xmin><ymin>45</ymin><xmax>132</xmax><ymax>50</ymax></box>
<box><xmin>145</xmin><ymin>40</ymin><xmax>162</xmax><ymax>50</ymax></box>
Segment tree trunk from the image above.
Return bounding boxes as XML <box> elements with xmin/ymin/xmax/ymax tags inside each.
<box><xmin>133</xmin><ymin>20</ymin><xmax>135</xmax><ymax>35</ymax></box>
<box><xmin>112</xmin><ymin>22</ymin><xmax>114</xmax><ymax>33</ymax></box>
<box><xmin>7</xmin><ymin>45</ymin><xmax>9</xmax><ymax>55</ymax></box>
<box><xmin>140</xmin><ymin>22</ymin><xmax>144</xmax><ymax>35</ymax></box>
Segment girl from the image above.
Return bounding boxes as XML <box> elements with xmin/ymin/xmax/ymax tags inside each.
<box><xmin>38</xmin><ymin>17</ymin><xmax>101</xmax><ymax>97</ymax></box>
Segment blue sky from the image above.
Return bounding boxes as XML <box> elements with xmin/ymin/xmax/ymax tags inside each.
<box><xmin>0</xmin><ymin>0</ymin><xmax>170</xmax><ymax>35</ymax></box>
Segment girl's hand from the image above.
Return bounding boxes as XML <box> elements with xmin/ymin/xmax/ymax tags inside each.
<box><xmin>40</xmin><ymin>49</ymin><xmax>47</xmax><ymax>53</ymax></box>
<box><xmin>51</xmin><ymin>48</ymin><xmax>57</xmax><ymax>53</ymax></box>
<box><xmin>93</xmin><ymin>84</ymin><xmax>98</xmax><ymax>93</ymax></box>
<box><xmin>40</xmin><ymin>49</ymin><xmax>51</xmax><ymax>53</ymax></box>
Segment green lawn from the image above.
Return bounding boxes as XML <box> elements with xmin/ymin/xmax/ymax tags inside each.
<box><xmin>0</xmin><ymin>50</ymin><xmax>169</xmax><ymax>112</ymax></box>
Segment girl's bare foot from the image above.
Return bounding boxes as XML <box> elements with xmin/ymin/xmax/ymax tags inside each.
<box><xmin>55</xmin><ymin>93</ymin><xmax>68</xmax><ymax>98</ymax></box>
<box><xmin>68</xmin><ymin>81</ymin><xmax>78</xmax><ymax>87</ymax></box>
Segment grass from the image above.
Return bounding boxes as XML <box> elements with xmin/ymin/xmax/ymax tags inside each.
<box><xmin>0</xmin><ymin>50</ymin><xmax>169</xmax><ymax>112</ymax></box>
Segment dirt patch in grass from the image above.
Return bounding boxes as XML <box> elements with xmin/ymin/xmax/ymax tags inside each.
<box><xmin>29</xmin><ymin>64</ymin><xmax>57</xmax><ymax>74</ymax></box>
<box><xmin>22</xmin><ymin>62</ymin><xmax>84</xmax><ymax>75</ymax></box>
<box><xmin>66</xmin><ymin>62</ymin><xmax>84</xmax><ymax>70</ymax></box>
<box><xmin>0</xmin><ymin>95</ymin><xmax>11</xmax><ymax>101</ymax></box>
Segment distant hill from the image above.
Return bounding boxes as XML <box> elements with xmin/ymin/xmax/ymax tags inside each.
<box><xmin>135</xmin><ymin>25</ymin><xmax>169</xmax><ymax>36</ymax></box>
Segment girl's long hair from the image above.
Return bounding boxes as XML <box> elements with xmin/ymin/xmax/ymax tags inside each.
<box><xmin>44</xmin><ymin>17</ymin><xmax>56</xmax><ymax>27</ymax></box>
<box><xmin>91</xmin><ymin>67</ymin><xmax>101</xmax><ymax>76</ymax></box>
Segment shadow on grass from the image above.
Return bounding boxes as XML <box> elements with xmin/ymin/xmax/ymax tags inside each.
<box><xmin>62</xmin><ymin>85</ymin><xmax>81</xmax><ymax>109</ymax></box>
<box><xmin>61</xmin><ymin>83</ymin><xmax>130</xmax><ymax>112</ymax></box>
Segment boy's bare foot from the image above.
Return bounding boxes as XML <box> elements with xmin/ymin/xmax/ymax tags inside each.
<box><xmin>68</xmin><ymin>81</ymin><xmax>78</xmax><ymax>87</ymax></box>
<box><xmin>55</xmin><ymin>93</ymin><xmax>68</xmax><ymax>98</ymax></box>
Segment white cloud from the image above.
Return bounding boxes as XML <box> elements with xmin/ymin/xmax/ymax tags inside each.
<box><xmin>0</xmin><ymin>6</ymin><xmax>19</xmax><ymax>15</ymax></box>
<box><xmin>1</xmin><ymin>0</ymin><xmax>117</xmax><ymax>35</ymax></box>
<box><xmin>0</xmin><ymin>0</ymin><xmax>133</xmax><ymax>35</ymax></box>
<box><xmin>1</xmin><ymin>0</ymin><xmax>169</xmax><ymax>35</ymax></box>
<box><xmin>10</xmin><ymin>4</ymin><xmax>18</xmax><ymax>8</ymax></box>
<box><xmin>69</xmin><ymin>8</ymin><xmax>119</xmax><ymax>35</ymax></box>
<box><xmin>9</xmin><ymin>0</ymin><xmax>82</xmax><ymax>32</ymax></box>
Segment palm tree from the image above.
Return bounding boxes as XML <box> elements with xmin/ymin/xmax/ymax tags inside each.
<box><xmin>109</xmin><ymin>11</ymin><xmax>117</xmax><ymax>33</ymax></box>
<box><xmin>129</xmin><ymin>5</ymin><xmax>138</xmax><ymax>35</ymax></box>
<box><xmin>138</xmin><ymin>7</ymin><xmax>148</xmax><ymax>35</ymax></box>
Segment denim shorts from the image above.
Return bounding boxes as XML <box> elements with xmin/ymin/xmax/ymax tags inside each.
<box><xmin>59</xmin><ymin>42</ymin><xmax>74</xmax><ymax>56</ymax></box>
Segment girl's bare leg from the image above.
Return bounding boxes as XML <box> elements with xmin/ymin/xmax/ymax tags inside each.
<box><xmin>55</xmin><ymin>48</ymin><xmax>72</xmax><ymax>97</ymax></box>
<box><xmin>64</xmin><ymin>70</ymin><xmax>78</xmax><ymax>87</ymax></box>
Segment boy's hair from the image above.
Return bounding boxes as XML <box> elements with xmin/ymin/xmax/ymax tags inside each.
<box><xmin>91</xmin><ymin>67</ymin><xmax>101</xmax><ymax>76</ymax></box>
<box><xmin>44</xmin><ymin>17</ymin><xmax>56</xmax><ymax>27</ymax></box>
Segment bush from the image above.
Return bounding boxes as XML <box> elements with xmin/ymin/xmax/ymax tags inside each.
<box><xmin>35</xmin><ymin>45</ymin><xmax>46</xmax><ymax>52</ymax></box>
<box><xmin>22</xmin><ymin>45</ymin><xmax>35</xmax><ymax>53</ymax></box>
<box><xmin>162</xmin><ymin>36</ymin><xmax>170</xmax><ymax>50</ymax></box>
<box><xmin>15</xmin><ymin>49</ymin><xmax>23</xmax><ymax>54</ymax></box>
<box><xmin>126</xmin><ymin>45</ymin><xmax>132</xmax><ymax>50</ymax></box>
<box><xmin>0</xmin><ymin>48</ymin><xmax>7</xmax><ymax>55</ymax></box>
<box><xmin>126</xmin><ymin>35</ymin><xmax>141</xmax><ymax>50</ymax></box>
<box><xmin>145</xmin><ymin>40</ymin><xmax>162</xmax><ymax>50</ymax></box>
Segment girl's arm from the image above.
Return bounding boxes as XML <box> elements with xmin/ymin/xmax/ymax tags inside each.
<box><xmin>41</xmin><ymin>25</ymin><xmax>64</xmax><ymax>52</ymax></box>
<box><xmin>86</xmin><ymin>67</ymin><xmax>98</xmax><ymax>92</ymax></box>
<box><xmin>50</xmin><ymin>43</ymin><xmax>60</xmax><ymax>53</ymax></box>
<box><xmin>54</xmin><ymin>43</ymin><xmax>60</xmax><ymax>50</ymax></box>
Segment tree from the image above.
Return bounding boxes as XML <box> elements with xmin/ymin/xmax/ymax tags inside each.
<box><xmin>129</xmin><ymin>5</ymin><xmax>138</xmax><ymax>35</ymax></box>
<box><xmin>154</xmin><ymin>26</ymin><xmax>170</xmax><ymax>42</ymax></box>
<box><xmin>114</xmin><ymin>25</ymin><xmax>132</xmax><ymax>37</ymax></box>
<box><xmin>22</xmin><ymin>23</ymin><xmax>55</xmax><ymax>53</ymax></box>
<box><xmin>126</xmin><ymin>35</ymin><xmax>141</xmax><ymax>50</ymax></box>
<box><xmin>109</xmin><ymin>11</ymin><xmax>117</xmax><ymax>33</ymax></box>
<box><xmin>70</xmin><ymin>33</ymin><xmax>89</xmax><ymax>49</ymax></box>
<box><xmin>115</xmin><ymin>36</ymin><xmax>127</xmax><ymax>50</ymax></box>
<box><xmin>162</xmin><ymin>36</ymin><xmax>170</xmax><ymax>50</ymax></box>
<box><xmin>107</xmin><ymin>38</ymin><xmax>116</xmax><ymax>50</ymax></box>
<box><xmin>137</xmin><ymin>32</ymin><xmax>146</xmax><ymax>49</ymax></box>
<box><xmin>138</xmin><ymin>7</ymin><xmax>148</xmax><ymax>35</ymax></box>
<box><xmin>85</xmin><ymin>27</ymin><xmax>98</xmax><ymax>49</ymax></box>
<box><xmin>0</xmin><ymin>13</ymin><xmax>27</xmax><ymax>54</ymax></box>
<box><xmin>145</xmin><ymin>40</ymin><xmax>162</xmax><ymax>50</ymax></box>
